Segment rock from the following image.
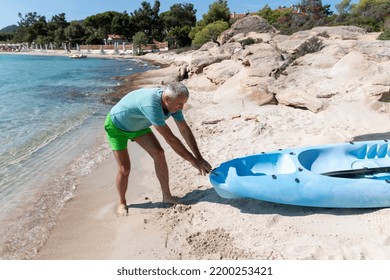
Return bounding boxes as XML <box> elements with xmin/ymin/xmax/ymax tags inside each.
<box><xmin>234</xmin><ymin>43</ymin><xmax>282</xmax><ymax>78</ymax></box>
<box><xmin>243</xmin><ymin>84</ymin><xmax>276</xmax><ymax>106</ymax></box>
<box><xmin>188</xmin><ymin>42</ymin><xmax>241</xmax><ymax>75</ymax></box>
<box><xmin>189</xmin><ymin>55</ymin><xmax>227</xmax><ymax>75</ymax></box>
<box><xmin>204</xmin><ymin>60</ymin><xmax>242</xmax><ymax>85</ymax></box>
<box><xmin>228</xmin><ymin>31</ymin><xmax>273</xmax><ymax>44</ymax></box>
<box><xmin>212</xmin><ymin>70</ymin><xmax>247</xmax><ymax>105</ymax></box>
<box><xmin>209</xmin><ymin>42</ymin><xmax>242</xmax><ymax>57</ymax></box>
<box><xmin>272</xmin><ymin>87</ymin><xmax>324</xmax><ymax>113</ymax></box>
<box><xmin>272</xmin><ymin>26</ymin><xmax>367</xmax><ymax>54</ymax></box>
<box><xmin>328</xmin><ymin>50</ymin><xmax>365</xmax><ymax>79</ymax></box>
<box><xmin>184</xmin><ymin>74</ymin><xmax>218</xmax><ymax>92</ymax></box>
<box><xmin>219</xmin><ymin>15</ymin><xmax>277</xmax><ymax>45</ymax></box>
<box><xmin>312</xmin><ymin>26</ymin><xmax>367</xmax><ymax>40</ymax></box>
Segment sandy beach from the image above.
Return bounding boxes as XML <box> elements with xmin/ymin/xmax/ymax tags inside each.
<box><xmin>4</xmin><ymin>23</ymin><xmax>390</xmax><ymax>260</ymax></box>
<box><xmin>34</xmin><ymin>60</ymin><xmax>390</xmax><ymax>260</ymax></box>
<box><xmin>34</xmin><ymin>96</ymin><xmax>390</xmax><ymax>260</ymax></box>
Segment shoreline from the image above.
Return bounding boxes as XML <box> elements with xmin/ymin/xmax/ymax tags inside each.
<box><xmin>0</xmin><ymin>51</ymin><xmax>169</xmax><ymax>260</ymax></box>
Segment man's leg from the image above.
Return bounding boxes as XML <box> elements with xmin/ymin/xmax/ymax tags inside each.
<box><xmin>134</xmin><ymin>133</ymin><xmax>179</xmax><ymax>204</ymax></box>
<box><xmin>113</xmin><ymin>149</ymin><xmax>131</xmax><ymax>215</ymax></box>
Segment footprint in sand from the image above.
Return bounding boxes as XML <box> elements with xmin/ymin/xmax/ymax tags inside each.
<box><xmin>383</xmin><ymin>236</ymin><xmax>390</xmax><ymax>246</ymax></box>
<box><xmin>266</xmin><ymin>215</ymin><xmax>280</xmax><ymax>228</ymax></box>
<box><xmin>186</xmin><ymin>228</ymin><xmax>251</xmax><ymax>259</ymax></box>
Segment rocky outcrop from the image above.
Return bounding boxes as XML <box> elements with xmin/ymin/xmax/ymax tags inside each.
<box><xmin>218</xmin><ymin>15</ymin><xmax>277</xmax><ymax>45</ymax></box>
<box><xmin>137</xmin><ymin>19</ymin><xmax>389</xmax><ymax>114</ymax></box>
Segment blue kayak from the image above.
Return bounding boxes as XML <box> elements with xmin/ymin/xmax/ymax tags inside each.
<box><xmin>209</xmin><ymin>139</ymin><xmax>390</xmax><ymax>208</ymax></box>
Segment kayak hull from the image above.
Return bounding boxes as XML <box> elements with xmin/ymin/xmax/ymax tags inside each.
<box><xmin>209</xmin><ymin>140</ymin><xmax>390</xmax><ymax>208</ymax></box>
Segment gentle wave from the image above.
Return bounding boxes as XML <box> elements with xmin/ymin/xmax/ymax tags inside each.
<box><xmin>0</xmin><ymin>54</ymin><xmax>154</xmax><ymax>259</ymax></box>
<box><xmin>0</xmin><ymin>138</ymin><xmax>112</xmax><ymax>260</ymax></box>
<box><xmin>0</xmin><ymin>108</ymin><xmax>96</xmax><ymax>170</ymax></box>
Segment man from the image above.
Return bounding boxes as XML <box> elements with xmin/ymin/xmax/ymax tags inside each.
<box><xmin>104</xmin><ymin>82</ymin><xmax>212</xmax><ymax>215</ymax></box>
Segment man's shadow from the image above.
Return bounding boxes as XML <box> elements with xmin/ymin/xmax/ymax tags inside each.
<box><xmin>128</xmin><ymin>187</ymin><xmax>377</xmax><ymax>217</ymax></box>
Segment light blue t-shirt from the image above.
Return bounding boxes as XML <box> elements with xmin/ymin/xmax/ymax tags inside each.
<box><xmin>110</xmin><ymin>88</ymin><xmax>184</xmax><ymax>132</ymax></box>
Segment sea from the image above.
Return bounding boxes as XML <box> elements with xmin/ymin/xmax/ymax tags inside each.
<box><xmin>0</xmin><ymin>53</ymin><xmax>156</xmax><ymax>259</ymax></box>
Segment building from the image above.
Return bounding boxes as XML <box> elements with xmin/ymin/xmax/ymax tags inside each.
<box><xmin>104</xmin><ymin>34</ymin><xmax>128</xmax><ymax>45</ymax></box>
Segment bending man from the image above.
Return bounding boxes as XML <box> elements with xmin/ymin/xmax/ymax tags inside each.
<box><xmin>104</xmin><ymin>82</ymin><xmax>212</xmax><ymax>215</ymax></box>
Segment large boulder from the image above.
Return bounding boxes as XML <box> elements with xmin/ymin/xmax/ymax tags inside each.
<box><xmin>234</xmin><ymin>43</ymin><xmax>282</xmax><ymax>78</ymax></box>
<box><xmin>273</xmin><ymin>26</ymin><xmax>367</xmax><ymax>54</ymax></box>
<box><xmin>219</xmin><ymin>15</ymin><xmax>277</xmax><ymax>45</ymax></box>
<box><xmin>203</xmin><ymin>60</ymin><xmax>243</xmax><ymax>85</ymax></box>
<box><xmin>188</xmin><ymin>42</ymin><xmax>241</xmax><ymax>75</ymax></box>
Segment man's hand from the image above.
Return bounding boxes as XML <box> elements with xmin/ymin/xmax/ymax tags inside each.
<box><xmin>191</xmin><ymin>157</ymin><xmax>212</xmax><ymax>176</ymax></box>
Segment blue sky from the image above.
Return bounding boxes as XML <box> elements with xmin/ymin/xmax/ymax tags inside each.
<box><xmin>1</xmin><ymin>0</ymin><xmax>358</xmax><ymax>29</ymax></box>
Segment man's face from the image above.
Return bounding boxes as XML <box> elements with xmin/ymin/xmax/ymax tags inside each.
<box><xmin>166</xmin><ymin>94</ymin><xmax>188</xmax><ymax>113</ymax></box>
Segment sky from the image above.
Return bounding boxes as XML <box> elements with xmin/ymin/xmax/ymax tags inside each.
<box><xmin>0</xmin><ymin>0</ymin><xmax>359</xmax><ymax>29</ymax></box>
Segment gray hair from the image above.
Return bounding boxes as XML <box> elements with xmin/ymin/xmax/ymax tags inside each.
<box><xmin>164</xmin><ymin>82</ymin><xmax>189</xmax><ymax>99</ymax></box>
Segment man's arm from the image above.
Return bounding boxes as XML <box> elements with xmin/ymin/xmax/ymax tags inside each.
<box><xmin>153</xmin><ymin>124</ymin><xmax>197</xmax><ymax>164</ymax></box>
<box><xmin>174</xmin><ymin>119</ymin><xmax>203</xmax><ymax>159</ymax></box>
<box><xmin>175</xmin><ymin>119</ymin><xmax>212</xmax><ymax>174</ymax></box>
<box><xmin>153</xmin><ymin>122</ymin><xmax>211</xmax><ymax>175</ymax></box>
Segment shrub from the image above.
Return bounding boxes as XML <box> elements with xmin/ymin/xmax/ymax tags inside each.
<box><xmin>192</xmin><ymin>20</ymin><xmax>229</xmax><ymax>46</ymax></box>
<box><xmin>294</xmin><ymin>36</ymin><xmax>323</xmax><ymax>58</ymax></box>
<box><xmin>378</xmin><ymin>28</ymin><xmax>390</xmax><ymax>40</ymax></box>
<box><xmin>239</xmin><ymin>37</ymin><xmax>263</xmax><ymax>48</ymax></box>
<box><xmin>317</xmin><ymin>31</ymin><xmax>330</xmax><ymax>38</ymax></box>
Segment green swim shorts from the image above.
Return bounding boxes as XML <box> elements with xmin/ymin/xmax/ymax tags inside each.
<box><xmin>104</xmin><ymin>113</ymin><xmax>152</xmax><ymax>150</ymax></box>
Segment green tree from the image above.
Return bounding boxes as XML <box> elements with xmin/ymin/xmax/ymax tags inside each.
<box><xmin>335</xmin><ymin>0</ymin><xmax>390</xmax><ymax>31</ymax></box>
<box><xmin>0</xmin><ymin>32</ymin><xmax>14</xmax><ymax>42</ymax></box>
<box><xmin>47</xmin><ymin>13</ymin><xmax>69</xmax><ymax>45</ymax></box>
<box><xmin>300</xmin><ymin>0</ymin><xmax>333</xmax><ymax>19</ymax></box>
<box><xmin>83</xmin><ymin>11</ymin><xmax>123</xmax><ymax>43</ymax></box>
<box><xmin>160</xmin><ymin>3</ymin><xmax>197</xmax><ymax>48</ymax></box>
<box><xmin>258</xmin><ymin>5</ymin><xmax>294</xmax><ymax>34</ymax></box>
<box><xmin>64</xmin><ymin>21</ymin><xmax>86</xmax><ymax>45</ymax></box>
<box><xmin>192</xmin><ymin>20</ymin><xmax>229</xmax><ymax>46</ymax></box>
<box><xmin>132</xmin><ymin>31</ymin><xmax>148</xmax><ymax>54</ymax></box>
<box><xmin>189</xmin><ymin>0</ymin><xmax>230</xmax><ymax>43</ymax></box>
<box><xmin>354</xmin><ymin>0</ymin><xmax>389</xmax><ymax>12</ymax></box>
<box><xmin>15</xmin><ymin>12</ymin><xmax>48</xmax><ymax>43</ymax></box>
<box><xmin>111</xmin><ymin>11</ymin><xmax>133</xmax><ymax>41</ymax></box>
<box><xmin>202</xmin><ymin>0</ymin><xmax>231</xmax><ymax>25</ymax></box>
<box><xmin>335</xmin><ymin>0</ymin><xmax>352</xmax><ymax>14</ymax></box>
<box><xmin>354</xmin><ymin>0</ymin><xmax>390</xmax><ymax>22</ymax></box>
<box><xmin>378</xmin><ymin>28</ymin><xmax>390</xmax><ymax>40</ymax></box>
<box><xmin>130</xmin><ymin>1</ymin><xmax>162</xmax><ymax>42</ymax></box>
<box><xmin>165</xmin><ymin>25</ymin><xmax>192</xmax><ymax>48</ymax></box>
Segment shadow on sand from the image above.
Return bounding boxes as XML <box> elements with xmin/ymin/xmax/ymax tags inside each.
<box><xmin>352</xmin><ymin>132</ymin><xmax>390</xmax><ymax>141</ymax></box>
<box><xmin>128</xmin><ymin>187</ymin><xmax>378</xmax><ymax>217</ymax></box>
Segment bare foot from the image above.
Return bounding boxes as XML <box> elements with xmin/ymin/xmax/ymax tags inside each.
<box><xmin>162</xmin><ymin>195</ymin><xmax>181</xmax><ymax>206</ymax></box>
<box><xmin>116</xmin><ymin>203</ymin><xmax>128</xmax><ymax>216</ymax></box>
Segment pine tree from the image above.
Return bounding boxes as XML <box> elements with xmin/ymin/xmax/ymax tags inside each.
<box><xmin>301</xmin><ymin>0</ymin><xmax>323</xmax><ymax>13</ymax></box>
<box><xmin>300</xmin><ymin>0</ymin><xmax>327</xmax><ymax>19</ymax></box>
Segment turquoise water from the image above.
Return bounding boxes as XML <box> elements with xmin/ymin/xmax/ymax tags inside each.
<box><xmin>0</xmin><ymin>53</ymin><xmax>154</xmax><ymax>259</ymax></box>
